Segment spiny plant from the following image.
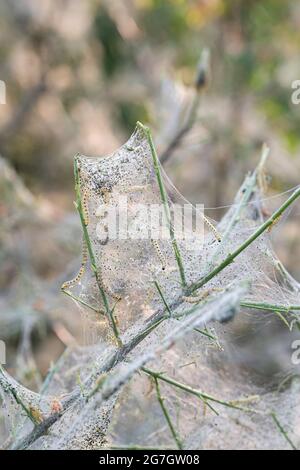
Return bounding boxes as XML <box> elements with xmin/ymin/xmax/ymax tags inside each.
<box><xmin>1</xmin><ymin>54</ymin><xmax>300</xmax><ymax>450</ymax></box>
<box><xmin>0</xmin><ymin>119</ymin><xmax>300</xmax><ymax>449</ymax></box>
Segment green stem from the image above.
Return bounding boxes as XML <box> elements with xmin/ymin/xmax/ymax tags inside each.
<box><xmin>62</xmin><ymin>288</ymin><xmax>104</xmax><ymax>317</ymax></box>
<box><xmin>190</xmin><ymin>187</ymin><xmax>300</xmax><ymax>293</ymax></box>
<box><xmin>154</xmin><ymin>281</ymin><xmax>172</xmax><ymax>316</ymax></box>
<box><xmin>143</xmin><ymin>367</ymin><xmax>259</xmax><ymax>414</ymax></box>
<box><xmin>154</xmin><ymin>280</ymin><xmax>221</xmax><ymax>347</ymax></box>
<box><xmin>271</xmin><ymin>412</ymin><xmax>297</xmax><ymax>450</ymax></box>
<box><xmin>154</xmin><ymin>377</ymin><xmax>183</xmax><ymax>450</ymax></box>
<box><xmin>193</xmin><ymin>327</ymin><xmax>222</xmax><ymax>348</ymax></box>
<box><xmin>74</xmin><ymin>157</ymin><xmax>121</xmax><ymax>345</ymax></box>
<box><xmin>241</xmin><ymin>301</ymin><xmax>300</xmax><ymax>314</ymax></box>
<box><xmin>137</xmin><ymin>122</ymin><xmax>187</xmax><ymax>289</ymax></box>
<box><xmin>210</xmin><ymin>145</ymin><xmax>269</xmax><ymax>269</ymax></box>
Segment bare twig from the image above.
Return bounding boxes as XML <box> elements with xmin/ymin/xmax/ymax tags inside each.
<box><xmin>160</xmin><ymin>49</ymin><xmax>210</xmax><ymax>165</ymax></box>
<box><xmin>190</xmin><ymin>187</ymin><xmax>300</xmax><ymax>294</ymax></box>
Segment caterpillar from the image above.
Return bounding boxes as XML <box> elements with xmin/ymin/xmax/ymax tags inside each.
<box><xmin>81</xmin><ymin>189</ymin><xmax>90</xmax><ymax>226</ymax></box>
<box><xmin>182</xmin><ymin>290</ymin><xmax>210</xmax><ymax>304</ymax></box>
<box><xmin>121</xmin><ymin>184</ymin><xmax>150</xmax><ymax>194</ymax></box>
<box><xmin>97</xmin><ymin>269</ymin><xmax>122</xmax><ymax>302</ymax></box>
<box><xmin>151</xmin><ymin>239</ymin><xmax>167</xmax><ymax>271</ymax></box>
<box><xmin>77</xmin><ymin>164</ymin><xmax>90</xmax><ymax>227</ymax></box>
<box><xmin>61</xmin><ymin>238</ymin><xmax>88</xmax><ymax>290</ymax></box>
<box><xmin>29</xmin><ymin>406</ymin><xmax>44</xmax><ymax>424</ymax></box>
<box><xmin>183</xmin><ymin>288</ymin><xmax>223</xmax><ymax>304</ymax></box>
<box><xmin>267</xmin><ymin>214</ymin><xmax>282</xmax><ymax>233</ymax></box>
<box><xmin>144</xmin><ymin>286</ymin><xmax>156</xmax><ymax>306</ymax></box>
<box><xmin>100</xmin><ymin>187</ymin><xmax>111</xmax><ymax>205</ymax></box>
<box><xmin>202</xmin><ymin>215</ymin><xmax>222</xmax><ymax>243</ymax></box>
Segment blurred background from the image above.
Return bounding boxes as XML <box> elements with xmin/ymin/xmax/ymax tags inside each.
<box><xmin>0</xmin><ymin>0</ymin><xmax>300</xmax><ymax>385</ymax></box>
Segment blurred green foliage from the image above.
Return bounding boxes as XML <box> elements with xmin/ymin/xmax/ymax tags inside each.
<box><xmin>115</xmin><ymin>100</ymin><xmax>149</xmax><ymax>134</ymax></box>
<box><xmin>140</xmin><ymin>0</ymin><xmax>189</xmax><ymax>43</ymax></box>
<box><xmin>0</xmin><ymin>0</ymin><xmax>299</xmax><ymax>190</ymax></box>
<box><xmin>220</xmin><ymin>0</ymin><xmax>300</xmax><ymax>153</ymax></box>
<box><xmin>94</xmin><ymin>8</ymin><xmax>134</xmax><ymax>77</ymax></box>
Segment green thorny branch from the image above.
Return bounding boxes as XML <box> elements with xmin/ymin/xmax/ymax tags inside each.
<box><xmin>154</xmin><ymin>280</ymin><xmax>222</xmax><ymax>348</ymax></box>
<box><xmin>144</xmin><ymin>368</ymin><xmax>299</xmax><ymax>450</ymax></box>
<box><xmin>143</xmin><ymin>367</ymin><xmax>260</xmax><ymax>415</ymax></box>
<box><xmin>139</xmin><ymin>122</ymin><xmax>300</xmax><ymax>313</ymax></box>
<box><xmin>138</xmin><ymin>122</ymin><xmax>187</xmax><ymax>289</ymax></box>
<box><xmin>205</xmin><ymin>144</ymin><xmax>300</xmax><ymax>316</ymax></box>
<box><xmin>240</xmin><ymin>302</ymin><xmax>300</xmax><ymax>315</ymax></box>
<box><xmin>11</xmin><ymin>127</ymin><xmax>300</xmax><ymax>450</ymax></box>
<box><xmin>153</xmin><ymin>375</ymin><xmax>183</xmax><ymax>450</ymax></box>
<box><xmin>62</xmin><ymin>288</ymin><xmax>105</xmax><ymax>317</ymax></box>
<box><xmin>189</xmin><ymin>185</ymin><xmax>300</xmax><ymax>295</ymax></box>
<box><xmin>72</xmin><ymin>156</ymin><xmax>122</xmax><ymax>346</ymax></box>
<box><xmin>208</xmin><ymin>144</ymin><xmax>270</xmax><ymax>270</ymax></box>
